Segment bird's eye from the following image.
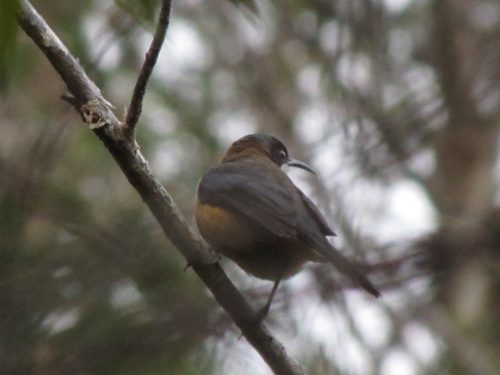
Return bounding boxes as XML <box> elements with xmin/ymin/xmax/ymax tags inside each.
<box><xmin>279</xmin><ymin>150</ymin><xmax>287</xmax><ymax>161</ymax></box>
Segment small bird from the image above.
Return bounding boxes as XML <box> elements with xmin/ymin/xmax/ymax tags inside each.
<box><xmin>196</xmin><ymin>134</ymin><xmax>380</xmax><ymax>318</ymax></box>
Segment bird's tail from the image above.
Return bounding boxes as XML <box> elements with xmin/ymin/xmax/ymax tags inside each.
<box><xmin>322</xmin><ymin>243</ymin><xmax>381</xmax><ymax>297</ymax></box>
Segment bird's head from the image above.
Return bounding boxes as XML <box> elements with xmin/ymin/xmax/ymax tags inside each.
<box><xmin>223</xmin><ymin>133</ymin><xmax>315</xmax><ymax>174</ymax></box>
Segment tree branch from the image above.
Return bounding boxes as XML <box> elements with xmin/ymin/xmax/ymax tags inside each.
<box><xmin>431</xmin><ymin>0</ymin><xmax>498</xmax><ymax>219</ymax></box>
<box><xmin>124</xmin><ymin>0</ymin><xmax>172</xmax><ymax>139</ymax></box>
<box><xmin>17</xmin><ymin>1</ymin><xmax>304</xmax><ymax>374</ymax></box>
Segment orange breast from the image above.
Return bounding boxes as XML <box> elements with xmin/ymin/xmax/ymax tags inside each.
<box><xmin>195</xmin><ymin>201</ymin><xmax>256</xmax><ymax>253</ymax></box>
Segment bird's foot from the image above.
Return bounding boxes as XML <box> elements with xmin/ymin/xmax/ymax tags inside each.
<box><xmin>183</xmin><ymin>250</ymin><xmax>221</xmax><ymax>271</ymax></box>
<box><xmin>210</xmin><ymin>251</ymin><xmax>222</xmax><ymax>264</ymax></box>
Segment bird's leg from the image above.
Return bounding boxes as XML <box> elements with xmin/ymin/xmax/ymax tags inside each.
<box><xmin>183</xmin><ymin>248</ymin><xmax>221</xmax><ymax>271</ymax></box>
<box><xmin>255</xmin><ymin>275</ymin><xmax>282</xmax><ymax>323</ymax></box>
<box><xmin>208</xmin><ymin>250</ymin><xmax>222</xmax><ymax>264</ymax></box>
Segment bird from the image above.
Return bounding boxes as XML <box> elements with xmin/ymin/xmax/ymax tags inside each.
<box><xmin>195</xmin><ymin>133</ymin><xmax>380</xmax><ymax>318</ymax></box>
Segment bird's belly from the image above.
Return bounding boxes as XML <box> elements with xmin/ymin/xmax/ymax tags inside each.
<box><xmin>196</xmin><ymin>201</ymin><xmax>319</xmax><ymax>281</ymax></box>
<box><xmin>230</xmin><ymin>243</ymin><xmax>313</xmax><ymax>280</ymax></box>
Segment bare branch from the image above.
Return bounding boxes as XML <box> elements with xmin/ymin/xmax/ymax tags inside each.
<box><xmin>124</xmin><ymin>0</ymin><xmax>172</xmax><ymax>139</ymax></box>
<box><xmin>17</xmin><ymin>1</ymin><xmax>304</xmax><ymax>374</ymax></box>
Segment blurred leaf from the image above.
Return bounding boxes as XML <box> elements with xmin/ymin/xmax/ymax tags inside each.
<box><xmin>114</xmin><ymin>0</ymin><xmax>158</xmax><ymax>26</ymax></box>
<box><xmin>226</xmin><ymin>0</ymin><xmax>259</xmax><ymax>15</ymax></box>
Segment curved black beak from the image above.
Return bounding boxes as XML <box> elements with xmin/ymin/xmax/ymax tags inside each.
<box><xmin>287</xmin><ymin>158</ymin><xmax>316</xmax><ymax>175</ymax></box>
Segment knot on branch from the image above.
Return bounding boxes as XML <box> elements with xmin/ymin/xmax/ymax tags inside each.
<box><xmin>81</xmin><ymin>99</ymin><xmax>115</xmax><ymax>130</ymax></box>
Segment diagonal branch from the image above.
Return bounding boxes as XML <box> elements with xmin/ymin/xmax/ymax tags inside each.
<box><xmin>124</xmin><ymin>0</ymin><xmax>172</xmax><ymax>139</ymax></box>
<box><xmin>17</xmin><ymin>1</ymin><xmax>304</xmax><ymax>374</ymax></box>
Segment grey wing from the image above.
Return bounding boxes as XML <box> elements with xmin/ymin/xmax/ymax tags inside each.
<box><xmin>197</xmin><ymin>164</ymin><xmax>298</xmax><ymax>238</ymax></box>
<box><xmin>295</xmin><ymin>188</ymin><xmax>338</xmax><ymax>259</ymax></box>
<box><xmin>298</xmin><ymin>190</ymin><xmax>336</xmax><ymax>236</ymax></box>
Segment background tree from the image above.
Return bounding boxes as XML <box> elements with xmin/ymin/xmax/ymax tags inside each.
<box><xmin>2</xmin><ymin>0</ymin><xmax>500</xmax><ymax>374</ymax></box>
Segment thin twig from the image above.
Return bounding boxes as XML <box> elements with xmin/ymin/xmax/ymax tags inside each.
<box><xmin>124</xmin><ymin>0</ymin><xmax>172</xmax><ymax>138</ymax></box>
<box><xmin>17</xmin><ymin>1</ymin><xmax>304</xmax><ymax>374</ymax></box>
